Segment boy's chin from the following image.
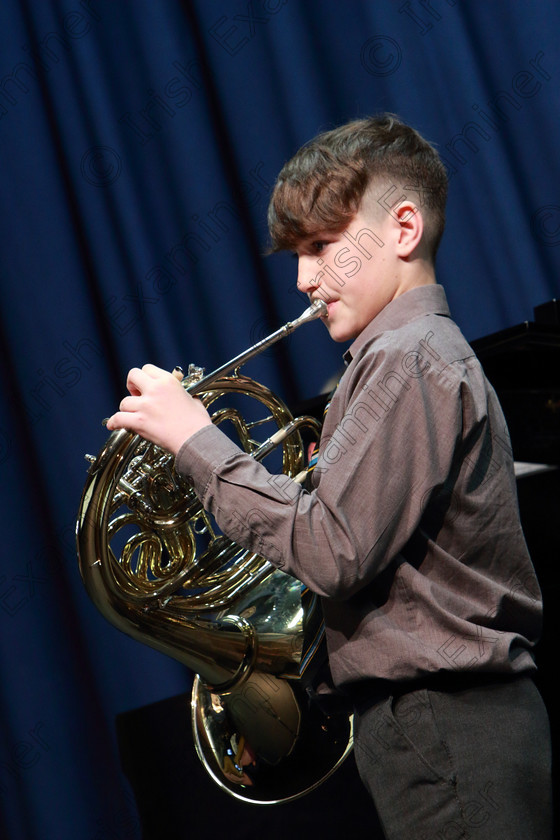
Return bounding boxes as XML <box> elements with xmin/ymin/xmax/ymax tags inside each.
<box><xmin>324</xmin><ymin>317</ymin><xmax>360</xmax><ymax>343</ymax></box>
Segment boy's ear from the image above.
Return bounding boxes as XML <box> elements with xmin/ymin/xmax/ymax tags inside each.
<box><xmin>393</xmin><ymin>200</ymin><xmax>424</xmax><ymax>258</ymax></box>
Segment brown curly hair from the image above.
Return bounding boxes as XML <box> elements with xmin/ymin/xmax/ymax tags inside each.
<box><xmin>267</xmin><ymin>114</ymin><xmax>448</xmax><ymax>260</ymax></box>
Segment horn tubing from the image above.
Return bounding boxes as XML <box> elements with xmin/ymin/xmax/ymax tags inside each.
<box><xmin>76</xmin><ymin>295</ymin><xmax>355</xmax><ymax>805</ymax></box>
<box><xmin>188</xmin><ymin>299</ymin><xmax>327</xmax><ymax>393</ymax></box>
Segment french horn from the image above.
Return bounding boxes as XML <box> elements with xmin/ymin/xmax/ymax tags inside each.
<box><xmin>76</xmin><ymin>300</ymin><xmax>353</xmax><ymax>805</ymax></box>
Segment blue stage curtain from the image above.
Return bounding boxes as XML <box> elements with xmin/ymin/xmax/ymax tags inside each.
<box><xmin>0</xmin><ymin>1</ymin><xmax>558</xmax><ymax>836</ymax></box>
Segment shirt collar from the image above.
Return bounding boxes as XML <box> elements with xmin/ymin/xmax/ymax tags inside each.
<box><xmin>344</xmin><ymin>284</ymin><xmax>451</xmax><ymax>364</ymax></box>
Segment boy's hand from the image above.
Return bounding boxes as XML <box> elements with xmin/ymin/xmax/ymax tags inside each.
<box><xmin>106</xmin><ymin>364</ymin><xmax>212</xmax><ymax>455</ymax></box>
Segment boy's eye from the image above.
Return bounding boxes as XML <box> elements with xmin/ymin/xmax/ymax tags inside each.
<box><xmin>293</xmin><ymin>238</ymin><xmax>332</xmax><ymax>258</ymax></box>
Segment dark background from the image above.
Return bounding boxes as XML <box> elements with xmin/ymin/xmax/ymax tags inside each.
<box><xmin>0</xmin><ymin>1</ymin><xmax>558</xmax><ymax>837</ymax></box>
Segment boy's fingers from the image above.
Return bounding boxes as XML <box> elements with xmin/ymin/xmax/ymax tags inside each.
<box><xmin>119</xmin><ymin>395</ymin><xmax>140</xmax><ymax>412</ymax></box>
<box><xmin>126</xmin><ymin>367</ymin><xmax>147</xmax><ymax>393</ymax></box>
<box><xmin>142</xmin><ymin>363</ymin><xmax>168</xmax><ymax>378</ymax></box>
<box><xmin>126</xmin><ymin>365</ymin><xmax>181</xmax><ymax>396</ymax></box>
<box><xmin>106</xmin><ymin>411</ymin><xmax>133</xmax><ymax>431</ymax></box>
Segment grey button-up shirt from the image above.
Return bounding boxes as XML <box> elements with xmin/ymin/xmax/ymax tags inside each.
<box><xmin>177</xmin><ymin>285</ymin><xmax>542</xmax><ymax>690</ymax></box>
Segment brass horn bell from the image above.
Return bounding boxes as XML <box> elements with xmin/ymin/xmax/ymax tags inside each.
<box><xmin>76</xmin><ymin>301</ymin><xmax>353</xmax><ymax>804</ymax></box>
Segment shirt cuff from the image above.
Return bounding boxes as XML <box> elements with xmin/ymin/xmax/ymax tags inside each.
<box><xmin>175</xmin><ymin>424</ymin><xmax>242</xmax><ymax>496</ymax></box>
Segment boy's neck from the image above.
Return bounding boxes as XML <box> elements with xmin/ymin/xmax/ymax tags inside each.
<box><xmin>394</xmin><ymin>256</ymin><xmax>437</xmax><ymax>299</ymax></box>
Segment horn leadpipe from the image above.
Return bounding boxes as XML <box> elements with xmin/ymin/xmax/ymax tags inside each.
<box><xmin>187</xmin><ymin>300</ymin><xmax>327</xmax><ymax>394</ymax></box>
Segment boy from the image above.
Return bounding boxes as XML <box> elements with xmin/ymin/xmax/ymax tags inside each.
<box><xmin>107</xmin><ymin>115</ymin><xmax>552</xmax><ymax>838</ymax></box>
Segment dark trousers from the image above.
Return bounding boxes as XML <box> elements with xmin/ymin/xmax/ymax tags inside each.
<box><xmin>352</xmin><ymin>675</ymin><xmax>553</xmax><ymax>840</ymax></box>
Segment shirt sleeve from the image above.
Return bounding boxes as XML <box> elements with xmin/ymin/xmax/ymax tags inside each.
<box><xmin>175</xmin><ymin>341</ymin><xmax>467</xmax><ymax>600</ymax></box>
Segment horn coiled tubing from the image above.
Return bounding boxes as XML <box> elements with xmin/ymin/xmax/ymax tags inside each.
<box><xmin>76</xmin><ymin>300</ymin><xmax>353</xmax><ymax>804</ymax></box>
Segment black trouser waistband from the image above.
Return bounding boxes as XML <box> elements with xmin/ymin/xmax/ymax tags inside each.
<box><xmin>347</xmin><ymin>670</ymin><xmax>536</xmax><ymax>716</ymax></box>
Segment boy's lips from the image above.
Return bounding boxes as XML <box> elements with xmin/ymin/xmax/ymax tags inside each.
<box><xmin>312</xmin><ymin>297</ymin><xmax>338</xmax><ymax>317</ymax></box>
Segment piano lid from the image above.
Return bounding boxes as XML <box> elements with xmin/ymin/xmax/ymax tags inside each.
<box><xmin>471</xmin><ymin>299</ymin><xmax>560</xmax><ymax>465</ymax></box>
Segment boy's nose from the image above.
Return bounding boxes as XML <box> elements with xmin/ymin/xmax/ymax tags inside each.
<box><xmin>297</xmin><ymin>258</ymin><xmax>321</xmax><ymax>295</ymax></box>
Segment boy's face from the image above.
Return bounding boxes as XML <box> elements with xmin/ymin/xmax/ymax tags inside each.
<box><xmin>295</xmin><ymin>207</ymin><xmax>406</xmax><ymax>342</ymax></box>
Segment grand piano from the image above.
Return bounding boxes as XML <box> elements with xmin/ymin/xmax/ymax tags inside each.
<box><xmin>471</xmin><ymin>298</ymin><xmax>560</xmax><ymax>467</ymax></box>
